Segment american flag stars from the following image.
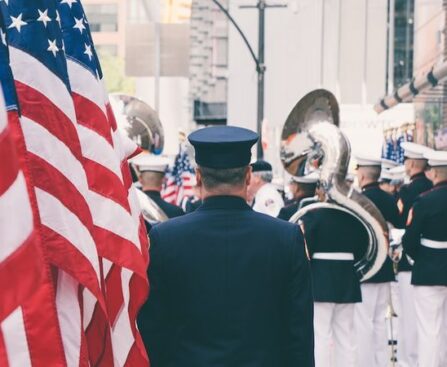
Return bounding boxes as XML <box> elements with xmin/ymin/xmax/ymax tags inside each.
<box><xmin>8</xmin><ymin>13</ymin><xmax>26</xmax><ymax>32</ymax></box>
<box><xmin>37</xmin><ymin>9</ymin><xmax>51</xmax><ymax>27</ymax></box>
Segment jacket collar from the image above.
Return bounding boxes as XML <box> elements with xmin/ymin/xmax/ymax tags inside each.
<box><xmin>144</xmin><ymin>190</ymin><xmax>161</xmax><ymax>199</ymax></box>
<box><xmin>411</xmin><ymin>172</ymin><xmax>426</xmax><ymax>181</ymax></box>
<box><xmin>434</xmin><ymin>180</ymin><xmax>447</xmax><ymax>189</ymax></box>
<box><xmin>362</xmin><ymin>182</ymin><xmax>380</xmax><ymax>191</ymax></box>
<box><xmin>198</xmin><ymin>195</ymin><xmax>252</xmax><ymax>211</ymax></box>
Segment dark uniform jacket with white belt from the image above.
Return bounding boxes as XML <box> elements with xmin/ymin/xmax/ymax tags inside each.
<box><xmin>139</xmin><ymin>195</ymin><xmax>315</xmax><ymax>367</ymax></box>
<box><xmin>362</xmin><ymin>182</ymin><xmax>402</xmax><ymax>283</ymax></box>
<box><xmin>396</xmin><ymin>172</ymin><xmax>433</xmax><ymax>272</ymax></box>
<box><xmin>143</xmin><ymin>190</ymin><xmax>184</xmax><ymax>232</ymax></box>
<box><xmin>402</xmin><ymin>181</ymin><xmax>447</xmax><ymax>286</ymax></box>
<box><xmin>301</xmin><ymin>208</ymin><xmax>367</xmax><ymax>303</ymax></box>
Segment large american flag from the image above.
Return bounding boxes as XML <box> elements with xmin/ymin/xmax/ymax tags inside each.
<box><xmin>162</xmin><ymin>142</ymin><xmax>195</xmax><ymax>205</ymax></box>
<box><xmin>0</xmin><ymin>0</ymin><xmax>149</xmax><ymax>365</ymax></box>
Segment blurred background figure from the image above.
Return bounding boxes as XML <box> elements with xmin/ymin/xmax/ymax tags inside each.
<box><xmin>248</xmin><ymin>159</ymin><xmax>284</xmax><ymax>217</ymax></box>
<box><xmin>402</xmin><ymin>149</ymin><xmax>447</xmax><ymax>367</ymax></box>
<box><xmin>354</xmin><ymin>156</ymin><xmax>402</xmax><ymax>367</ymax></box>
<box><xmin>394</xmin><ymin>142</ymin><xmax>433</xmax><ymax>367</ymax></box>
<box><xmin>180</xmin><ymin>176</ymin><xmax>202</xmax><ymax>213</ymax></box>
<box><xmin>278</xmin><ymin>171</ymin><xmax>319</xmax><ymax>221</ymax></box>
<box><xmin>301</xmin><ymin>206</ymin><xmax>367</xmax><ymax>367</ymax></box>
<box><xmin>132</xmin><ymin>153</ymin><xmax>184</xmax><ymax>230</ymax></box>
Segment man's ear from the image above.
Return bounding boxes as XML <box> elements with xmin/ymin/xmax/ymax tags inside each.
<box><xmin>246</xmin><ymin>166</ymin><xmax>252</xmax><ymax>186</ymax></box>
<box><xmin>196</xmin><ymin>168</ymin><xmax>203</xmax><ymax>187</ymax></box>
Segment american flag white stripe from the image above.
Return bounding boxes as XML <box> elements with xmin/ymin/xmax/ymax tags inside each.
<box><xmin>78</xmin><ymin>125</ymin><xmax>123</xmax><ymax>178</ymax></box>
<box><xmin>55</xmin><ymin>271</ymin><xmax>83</xmax><ymax>367</ymax></box>
<box><xmin>0</xmin><ymin>172</ymin><xmax>33</xmax><ymax>263</ymax></box>
<box><xmin>9</xmin><ymin>47</ymin><xmax>77</xmax><ymax>125</ymax></box>
<box><xmin>21</xmin><ymin>116</ymin><xmax>90</xmax><ymax>197</ymax></box>
<box><xmin>1</xmin><ymin>308</ymin><xmax>32</xmax><ymax>367</ymax></box>
<box><xmin>36</xmin><ymin>188</ymin><xmax>101</xmax><ymax>279</ymax></box>
<box><xmin>0</xmin><ymin>82</ymin><xmax>66</xmax><ymax>366</ymax></box>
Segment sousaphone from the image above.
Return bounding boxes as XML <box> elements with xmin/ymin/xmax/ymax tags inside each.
<box><xmin>280</xmin><ymin>89</ymin><xmax>389</xmax><ymax>281</ymax></box>
<box><xmin>110</xmin><ymin>94</ymin><xmax>168</xmax><ymax>223</ymax></box>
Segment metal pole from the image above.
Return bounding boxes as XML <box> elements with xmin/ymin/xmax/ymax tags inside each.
<box><xmin>362</xmin><ymin>0</ymin><xmax>369</xmax><ymax>104</ymax></box>
<box><xmin>386</xmin><ymin>0</ymin><xmax>395</xmax><ymax>95</ymax></box>
<box><xmin>320</xmin><ymin>0</ymin><xmax>325</xmax><ymax>87</ymax></box>
<box><xmin>336</xmin><ymin>0</ymin><xmax>342</xmax><ymax>99</ymax></box>
<box><xmin>154</xmin><ymin>21</ymin><xmax>161</xmax><ymax>112</ymax></box>
<box><xmin>257</xmin><ymin>0</ymin><xmax>266</xmax><ymax>159</ymax></box>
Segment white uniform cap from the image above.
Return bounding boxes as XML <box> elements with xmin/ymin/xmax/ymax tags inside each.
<box><xmin>355</xmin><ymin>155</ymin><xmax>382</xmax><ymax>167</ymax></box>
<box><xmin>379</xmin><ymin>170</ymin><xmax>393</xmax><ymax>182</ymax></box>
<box><xmin>401</xmin><ymin>142</ymin><xmax>431</xmax><ymax>159</ymax></box>
<box><xmin>381</xmin><ymin>159</ymin><xmax>398</xmax><ymax>170</ymax></box>
<box><xmin>423</xmin><ymin>149</ymin><xmax>447</xmax><ymax>167</ymax></box>
<box><xmin>291</xmin><ymin>170</ymin><xmax>320</xmax><ymax>184</ymax></box>
<box><xmin>130</xmin><ymin>153</ymin><xmax>171</xmax><ymax>173</ymax></box>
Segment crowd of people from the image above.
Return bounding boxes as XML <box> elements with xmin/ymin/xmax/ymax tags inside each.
<box><xmin>131</xmin><ymin>126</ymin><xmax>447</xmax><ymax>367</ymax></box>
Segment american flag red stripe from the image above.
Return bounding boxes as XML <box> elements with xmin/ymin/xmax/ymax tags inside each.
<box><xmin>1</xmin><ymin>0</ymin><xmax>150</xmax><ymax>364</ymax></box>
<box><xmin>57</xmin><ymin>2</ymin><xmax>150</xmax><ymax>364</ymax></box>
<box><xmin>0</xmin><ymin>87</ymin><xmax>66</xmax><ymax>366</ymax></box>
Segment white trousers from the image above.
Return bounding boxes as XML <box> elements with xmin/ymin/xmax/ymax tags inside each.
<box><xmin>314</xmin><ymin>302</ymin><xmax>356</xmax><ymax>367</ymax></box>
<box><xmin>355</xmin><ymin>283</ymin><xmax>390</xmax><ymax>367</ymax></box>
<box><xmin>413</xmin><ymin>285</ymin><xmax>447</xmax><ymax>367</ymax></box>
<box><xmin>396</xmin><ymin>272</ymin><xmax>418</xmax><ymax>367</ymax></box>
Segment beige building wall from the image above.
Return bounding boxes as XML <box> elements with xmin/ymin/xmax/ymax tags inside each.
<box><xmin>84</xmin><ymin>0</ymin><xmax>127</xmax><ymax>58</ymax></box>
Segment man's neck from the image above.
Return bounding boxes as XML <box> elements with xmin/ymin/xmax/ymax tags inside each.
<box><xmin>361</xmin><ymin>179</ymin><xmax>377</xmax><ymax>189</ymax></box>
<box><xmin>142</xmin><ymin>186</ymin><xmax>161</xmax><ymax>192</ymax></box>
<box><xmin>202</xmin><ymin>187</ymin><xmax>247</xmax><ymax>201</ymax></box>
<box><xmin>410</xmin><ymin>171</ymin><xmax>424</xmax><ymax>179</ymax></box>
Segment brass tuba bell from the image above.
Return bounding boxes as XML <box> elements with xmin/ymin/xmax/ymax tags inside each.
<box><xmin>280</xmin><ymin>89</ymin><xmax>389</xmax><ymax>281</ymax></box>
<box><xmin>110</xmin><ymin>94</ymin><xmax>168</xmax><ymax>224</ymax></box>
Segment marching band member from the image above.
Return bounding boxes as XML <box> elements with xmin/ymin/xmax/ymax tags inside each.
<box><xmin>301</xmin><ymin>201</ymin><xmax>367</xmax><ymax>367</ymax></box>
<box><xmin>140</xmin><ymin>126</ymin><xmax>314</xmax><ymax>367</ymax></box>
<box><xmin>248</xmin><ymin>159</ymin><xmax>284</xmax><ymax>217</ymax></box>
<box><xmin>131</xmin><ymin>154</ymin><xmax>184</xmax><ymax>231</ymax></box>
<box><xmin>278</xmin><ymin>171</ymin><xmax>319</xmax><ymax>221</ymax></box>
<box><xmin>395</xmin><ymin>142</ymin><xmax>433</xmax><ymax>367</ymax></box>
<box><xmin>354</xmin><ymin>156</ymin><xmax>402</xmax><ymax>367</ymax></box>
<box><xmin>402</xmin><ymin>150</ymin><xmax>447</xmax><ymax>367</ymax></box>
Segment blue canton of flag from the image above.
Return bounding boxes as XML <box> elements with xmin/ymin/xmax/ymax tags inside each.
<box><xmin>0</xmin><ymin>13</ymin><xmax>17</xmax><ymax>111</ymax></box>
<box><xmin>57</xmin><ymin>0</ymin><xmax>102</xmax><ymax>79</ymax></box>
<box><xmin>1</xmin><ymin>0</ymin><xmax>71</xmax><ymax>90</ymax></box>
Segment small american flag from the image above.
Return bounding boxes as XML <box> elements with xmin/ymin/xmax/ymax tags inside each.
<box><xmin>162</xmin><ymin>143</ymin><xmax>195</xmax><ymax>205</ymax></box>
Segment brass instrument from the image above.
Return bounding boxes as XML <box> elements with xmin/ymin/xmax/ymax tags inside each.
<box><xmin>109</xmin><ymin>94</ymin><xmax>168</xmax><ymax>223</ymax></box>
<box><xmin>280</xmin><ymin>89</ymin><xmax>389</xmax><ymax>281</ymax></box>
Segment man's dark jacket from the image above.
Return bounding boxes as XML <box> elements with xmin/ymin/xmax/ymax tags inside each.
<box><xmin>138</xmin><ymin>195</ymin><xmax>315</xmax><ymax>367</ymax></box>
<box><xmin>362</xmin><ymin>182</ymin><xmax>402</xmax><ymax>283</ymax></box>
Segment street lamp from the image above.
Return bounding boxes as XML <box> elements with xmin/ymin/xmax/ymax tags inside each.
<box><xmin>210</xmin><ymin>0</ymin><xmax>286</xmax><ymax>159</ymax></box>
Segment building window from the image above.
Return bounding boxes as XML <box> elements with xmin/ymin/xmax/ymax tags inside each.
<box><xmin>393</xmin><ymin>0</ymin><xmax>414</xmax><ymax>88</ymax></box>
<box><xmin>84</xmin><ymin>4</ymin><xmax>118</xmax><ymax>32</ymax></box>
<box><xmin>95</xmin><ymin>44</ymin><xmax>118</xmax><ymax>57</ymax></box>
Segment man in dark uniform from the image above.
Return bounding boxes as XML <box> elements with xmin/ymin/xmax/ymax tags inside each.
<box><xmin>301</xmin><ymin>207</ymin><xmax>367</xmax><ymax>367</ymax></box>
<box><xmin>131</xmin><ymin>154</ymin><xmax>184</xmax><ymax>231</ymax></box>
<box><xmin>139</xmin><ymin>126</ymin><xmax>314</xmax><ymax>367</ymax></box>
<box><xmin>278</xmin><ymin>171</ymin><xmax>318</xmax><ymax>221</ymax></box>
<box><xmin>402</xmin><ymin>150</ymin><xmax>447</xmax><ymax>367</ymax></box>
<box><xmin>395</xmin><ymin>142</ymin><xmax>432</xmax><ymax>367</ymax></box>
<box><xmin>354</xmin><ymin>156</ymin><xmax>402</xmax><ymax>367</ymax></box>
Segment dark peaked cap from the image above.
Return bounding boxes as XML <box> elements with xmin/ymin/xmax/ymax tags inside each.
<box><xmin>251</xmin><ymin>159</ymin><xmax>272</xmax><ymax>173</ymax></box>
<box><xmin>188</xmin><ymin>126</ymin><xmax>258</xmax><ymax>169</ymax></box>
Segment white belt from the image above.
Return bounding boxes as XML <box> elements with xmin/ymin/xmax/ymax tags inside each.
<box><xmin>421</xmin><ymin>238</ymin><xmax>447</xmax><ymax>249</ymax></box>
<box><xmin>312</xmin><ymin>252</ymin><xmax>354</xmax><ymax>261</ymax></box>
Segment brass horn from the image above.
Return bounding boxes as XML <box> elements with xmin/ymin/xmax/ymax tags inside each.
<box><xmin>110</xmin><ymin>94</ymin><xmax>168</xmax><ymax>224</ymax></box>
<box><xmin>281</xmin><ymin>89</ymin><xmax>389</xmax><ymax>281</ymax></box>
